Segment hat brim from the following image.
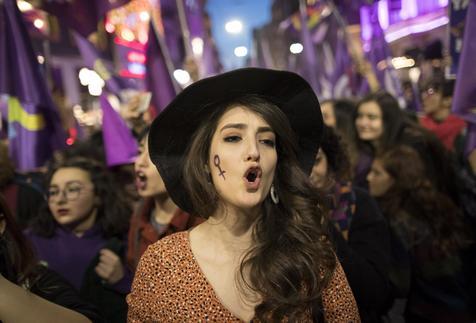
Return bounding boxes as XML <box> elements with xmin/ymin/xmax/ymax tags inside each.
<box><xmin>149</xmin><ymin>68</ymin><xmax>322</xmax><ymax>213</ymax></box>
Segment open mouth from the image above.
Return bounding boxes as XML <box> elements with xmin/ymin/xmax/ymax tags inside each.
<box><xmin>136</xmin><ymin>171</ymin><xmax>147</xmax><ymax>190</ymax></box>
<box><xmin>244</xmin><ymin>167</ymin><xmax>262</xmax><ymax>183</ymax></box>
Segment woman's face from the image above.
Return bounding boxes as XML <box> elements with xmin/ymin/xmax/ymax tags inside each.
<box><xmin>367</xmin><ymin>159</ymin><xmax>394</xmax><ymax>197</ymax></box>
<box><xmin>134</xmin><ymin>136</ymin><xmax>167</xmax><ymax>198</ymax></box>
<box><xmin>421</xmin><ymin>87</ymin><xmax>444</xmax><ymax>116</ymax></box>
<box><xmin>310</xmin><ymin>148</ymin><xmax>329</xmax><ymax>189</ymax></box>
<box><xmin>208</xmin><ymin>106</ymin><xmax>278</xmax><ymax>212</ymax></box>
<box><xmin>47</xmin><ymin>167</ymin><xmax>98</xmax><ymax>231</ymax></box>
<box><xmin>355</xmin><ymin>101</ymin><xmax>383</xmax><ymax>143</ymax></box>
<box><xmin>321</xmin><ymin>102</ymin><xmax>336</xmax><ymax>128</ymax></box>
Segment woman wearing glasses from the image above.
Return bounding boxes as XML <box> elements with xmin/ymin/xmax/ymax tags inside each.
<box><xmin>24</xmin><ymin>157</ymin><xmax>132</xmax><ymax>322</ymax></box>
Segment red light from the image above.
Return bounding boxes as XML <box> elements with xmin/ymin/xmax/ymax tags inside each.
<box><xmin>127</xmin><ymin>52</ymin><xmax>146</xmax><ymax>64</ymax></box>
<box><xmin>66</xmin><ymin>138</ymin><xmax>74</xmax><ymax>146</ymax></box>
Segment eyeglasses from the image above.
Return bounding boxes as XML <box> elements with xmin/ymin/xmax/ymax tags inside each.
<box><xmin>47</xmin><ymin>182</ymin><xmax>92</xmax><ymax>202</ymax></box>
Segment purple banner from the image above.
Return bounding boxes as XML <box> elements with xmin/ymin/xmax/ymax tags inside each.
<box><xmin>452</xmin><ymin>0</ymin><xmax>476</xmax><ymax>156</ymax></box>
<box><xmin>100</xmin><ymin>95</ymin><xmax>138</xmax><ymax>166</ymax></box>
<box><xmin>146</xmin><ymin>21</ymin><xmax>178</xmax><ymax>115</ymax></box>
<box><xmin>448</xmin><ymin>0</ymin><xmax>470</xmax><ymax>77</ymax></box>
<box><xmin>41</xmin><ymin>0</ymin><xmax>130</xmax><ymax>37</ymax></box>
<box><xmin>1</xmin><ymin>0</ymin><xmax>65</xmax><ymax>171</ymax></box>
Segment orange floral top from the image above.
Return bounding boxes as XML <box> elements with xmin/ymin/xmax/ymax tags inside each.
<box><xmin>127</xmin><ymin>232</ymin><xmax>360</xmax><ymax>322</ymax></box>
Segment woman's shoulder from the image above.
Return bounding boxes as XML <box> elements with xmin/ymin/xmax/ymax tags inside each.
<box><xmin>140</xmin><ymin>231</ymin><xmax>191</xmax><ymax>266</ymax></box>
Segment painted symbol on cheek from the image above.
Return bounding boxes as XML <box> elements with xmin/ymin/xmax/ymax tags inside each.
<box><xmin>213</xmin><ymin>155</ymin><xmax>226</xmax><ymax>180</ymax></box>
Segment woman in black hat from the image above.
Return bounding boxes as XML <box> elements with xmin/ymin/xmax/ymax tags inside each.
<box><xmin>127</xmin><ymin>68</ymin><xmax>360</xmax><ymax>322</ymax></box>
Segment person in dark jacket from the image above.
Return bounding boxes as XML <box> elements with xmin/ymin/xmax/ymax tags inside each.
<box><xmin>0</xmin><ymin>194</ymin><xmax>101</xmax><ymax>323</ymax></box>
<box><xmin>367</xmin><ymin>145</ymin><xmax>474</xmax><ymax>322</ymax></box>
<box><xmin>310</xmin><ymin>126</ymin><xmax>391</xmax><ymax>322</ymax></box>
<box><xmin>25</xmin><ymin>157</ymin><xmax>132</xmax><ymax>323</ymax></box>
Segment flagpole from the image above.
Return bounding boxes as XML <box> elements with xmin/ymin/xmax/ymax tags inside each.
<box><xmin>175</xmin><ymin>0</ymin><xmax>193</xmax><ymax>58</ymax></box>
<box><xmin>150</xmin><ymin>15</ymin><xmax>181</xmax><ymax>94</ymax></box>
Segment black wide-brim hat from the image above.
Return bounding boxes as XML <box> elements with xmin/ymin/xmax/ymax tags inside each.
<box><xmin>149</xmin><ymin>68</ymin><xmax>322</xmax><ymax>213</ymax></box>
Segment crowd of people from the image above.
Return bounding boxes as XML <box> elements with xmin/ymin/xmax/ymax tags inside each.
<box><xmin>1</xmin><ymin>67</ymin><xmax>475</xmax><ymax>322</ymax></box>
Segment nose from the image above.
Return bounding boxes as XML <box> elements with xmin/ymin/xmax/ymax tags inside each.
<box><xmin>56</xmin><ymin>189</ymin><xmax>68</xmax><ymax>204</ymax></box>
<box><xmin>366</xmin><ymin>172</ymin><xmax>373</xmax><ymax>182</ymax></box>
<box><xmin>244</xmin><ymin>139</ymin><xmax>260</xmax><ymax>162</ymax></box>
<box><xmin>135</xmin><ymin>152</ymin><xmax>147</xmax><ymax>168</ymax></box>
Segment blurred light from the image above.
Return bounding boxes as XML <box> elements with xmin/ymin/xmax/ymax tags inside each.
<box><xmin>138</xmin><ymin>31</ymin><xmax>148</xmax><ymax>44</ymax></box>
<box><xmin>121</xmin><ymin>29</ymin><xmax>135</xmax><ymax>42</ymax></box>
<box><xmin>400</xmin><ymin>0</ymin><xmax>418</xmax><ymax>19</ymax></box>
<box><xmin>105</xmin><ymin>22</ymin><xmax>115</xmax><ymax>33</ymax></box>
<box><xmin>17</xmin><ymin>0</ymin><xmax>33</xmax><ymax>12</ymax></box>
<box><xmin>37</xmin><ymin>55</ymin><xmax>45</xmax><ymax>64</ymax></box>
<box><xmin>438</xmin><ymin>0</ymin><xmax>448</xmax><ymax>6</ymax></box>
<box><xmin>225</xmin><ymin>20</ymin><xmax>243</xmax><ymax>34</ymax></box>
<box><xmin>139</xmin><ymin>11</ymin><xmax>150</xmax><ymax>21</ymax></box>
<box><xmin>289</xmin><ymin>43</ymin><xmax>303</xmax><ymax>54</ymax></box>
<box><xmin>127</xmin><ymin>52</ymin><xmax>146</xmax><ymax>64</ymax></box>
<box><xmin>79</xmin><ymin>68</ymin><xmax>105</xmax><ymax>90</ymax></box>
<box><xmin>408</xmin><ymin>67</ymin><xmax>421</xmax><ymax>83</ymax></box>
<box><xmin>191</xmin><ymin>37</ymin><xmax>204</xmax><ymax>56</ymax></box>
<box><xmin>392</xmin><ymin>56</ymin><xmax>415</xmax><ymax>69</ymax></box>
<box><xmin>173</xmin><ymin>69</ymin><xmax>191</xmax><ymax>85</ymax></box>
<box><xmin>33</xmin><ymin>19</ymin><xmax>44</xmax><ymax>29</ymax></box>
<box><xmin>66</xmin><ymin>138</ymin><xmax>74</xmax><ymax>146</ymax></box>
<box><xmin>88</xmin><ymin>83</ymin><xmax>103</xmax><ymax>96</ymax></box>
<box><xmin>128</xmin><ymin>63</ymin><xmax>146</xmax><ymax>75</ymax></box>
<box><xmin>385</xmin><ymin>16</ymin><xmax>448</xmax><ymax>42</ymax></box>
<box><xmin>378</xmin><ymin>0</ymin><xmax>389</xmax><ymax>30</ymax></box>
<box><xmin>234</xmin><ymin>46</ymin><xmax>248</xmax><ymax>57</ymax></box>
<box><xmin>78</xmin><ymin>68</ymin><xmax>92</xmax><ymax>86</ymax></box>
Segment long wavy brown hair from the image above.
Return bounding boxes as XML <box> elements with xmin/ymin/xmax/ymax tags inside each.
<box><xmin>0</xmin><ymin>194</ymin><xmax>36</xmax><ymax>285</ymax></box>
<box><xmin>376</xmin><ymin>145</ymin><xmax>470</xmax><ymax>256</ymax></box>
<box><xmin>183</xmin><ymin>95</ymin><xmax>336</xmax><ymax>322</ymax></box>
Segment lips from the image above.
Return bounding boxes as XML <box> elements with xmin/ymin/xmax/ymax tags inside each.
<box><xmin>243</xmin><ymin>166</ymin><xmax>262</xmax><ymax>190</ymax></box>
<box><xmin>57</xmin><ymin>208</ymin><xmax>70</xmax><ymax>216</ymax></box>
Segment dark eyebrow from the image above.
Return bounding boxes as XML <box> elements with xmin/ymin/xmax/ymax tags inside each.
<box><xmin>220</xmin><ymin>123</ymin><xmax>274</xmax><ymax>134</ymax></box>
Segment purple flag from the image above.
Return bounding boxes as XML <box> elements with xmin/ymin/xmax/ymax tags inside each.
<box><xmin>73</xmin><ymin>32</ymin><xmax>125</xmax><ymax>95</ymax></box>
<box><xmin>298</xmin><ymin>2</ymin><xmax>320</xmax><ymax>94</ymax></box>
<box><xmin>284</xmin><ymin>3</ymin><xmax>355</xmax><ymax>99</ymax></box>
<box><xmin>452</xmin><ymin>0</ymin><xmax>476</xmax><ymax>155</ymax></box>
<box><xmin>100</xmin><ymin>95</ymin><xmax>138</xmax><ymax>166</ymax></box>
<box><xmin>360</xmin><ymin>3</ymin><xmax>404</xmax><ymax>102</ymax></box>
<box><xmin>146</xmin><ymin>21</ymin><xmax>178</xmax><ymax>115</ymax></box>
<box><xmin>184</xmin><ymin>0</ymin><xmax>205</xmax><ymax>39</ymax></box>
<box><xmin>160</xmin><ymin>0</ymin><xmax>186</xmax><ymax>67</ymax></box>
<box><xmin>41</xmin><ymin>0</ymin><xmax>130</xmax><ymax>37</ymax></box>
<box><xmin>0</xmin><ymin>0</ymin><xmax>65</xmax><ymax>171</ymax></box>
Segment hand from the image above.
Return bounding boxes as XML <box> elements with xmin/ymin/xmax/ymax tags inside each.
<box><xmin>95</xmin><ymin>249</ymin><xmax>124</xmax><ymax>285</ymax></box>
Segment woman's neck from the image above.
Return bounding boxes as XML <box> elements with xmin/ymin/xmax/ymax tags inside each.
<box><xmin>203</xmin><ymin>205</ymin><xmax>259</xmax><ymax>256</ymax></box>
<box><xmin>152</xmin><ymin>194</ymin><xmax>178</xmax><ymax>224</ymax></box>
<box><xmin>72</xmin><ymin>209</ymin><xmax>98</xmax><ymax>237</ymax></box>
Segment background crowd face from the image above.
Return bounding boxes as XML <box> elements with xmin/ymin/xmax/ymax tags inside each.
<box><xmin>310</xmin><ymin>148</ymin><xmax>329</xmax><ymax>189</ymax></box>
<box><xmin>367</xmin><ymin>160</ymin><xmax>394</xmax><ymax>197</ymax></box>
<box><xmin>321</xmin><ymin>101</ymin><xmax>336</xmax><ymax>128</ymax></box>
<box><xmin>355</xmin><ymin>101</ymin><xmax>384</xmax><ymax>143</ymax></box>
<box><xmin>421</xmin><ymin>87</ymin><xmax>444</xmax><ymax>116</ymax></box>
<box><xmin>134</xmin><ymin>136</ymin><xmax>167</xmax><ymax>198</ymax></box>
<box><xmin>47</xmin><ymin>167</ymin><xmax>98</xmax><ymax>231</ymax></box>
<box><xmin>208</xmin><ymin>106</ymin><xmax>277</xmax><ymax>213</ymax></box>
